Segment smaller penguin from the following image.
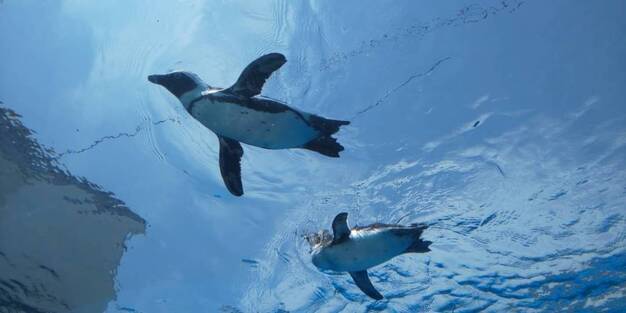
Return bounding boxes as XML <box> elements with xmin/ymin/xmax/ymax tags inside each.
<box><xmin>308</xmin><ymin>212</ymin><xmax>431</xmax><ymax>300</ymax></box>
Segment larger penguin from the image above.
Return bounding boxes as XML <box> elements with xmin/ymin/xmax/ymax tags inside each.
<box><xmin>308</xmin><ymin>212</ymin><xmax>432</xmax><ymax>300</ymax></box>
<box><xmin>148</xmin><ymin>53</ymin><xmax>349</xmax><ymax>196</ymax></box>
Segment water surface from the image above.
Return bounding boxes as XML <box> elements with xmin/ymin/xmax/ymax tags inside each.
<box><xmin>1</xmin><ymin>0</ymin><xmax>625</xmax><ymax>312</ymax></box>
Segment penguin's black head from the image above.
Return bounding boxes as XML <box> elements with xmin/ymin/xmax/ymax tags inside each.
<box><xmin>148</xmin><ymin>71</ymin><xmax>202</xmax><ymax>98</ymax></box>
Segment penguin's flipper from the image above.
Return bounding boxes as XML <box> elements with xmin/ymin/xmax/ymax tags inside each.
<box><xmin>218</xmin><ymin>136</ymin><xmax>244</xmax><ymax>196</ymax></box>
<box><xmin>225</xmin><ymin>53</ymin><xmax>286</xmax><ymax>98</ymax></box>
<box><xmin>349</xmin><ymin>270</ymin><xmax>383</xmax><ymax>300</ymax></box>
<box><xmin>331</xmin><ymin>212</ymin><xmax>350</xmax><ymax>244</ymax></box>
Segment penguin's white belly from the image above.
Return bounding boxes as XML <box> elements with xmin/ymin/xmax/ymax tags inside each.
<box><xmin>192</xmin><ymin>99</ymin><xmax>319</xmax><ymax>149</ymax></box>
<box><xmin>323</xmin><ymin>230</ymin><xmax>412</xmax><ymax>272</ymax></box>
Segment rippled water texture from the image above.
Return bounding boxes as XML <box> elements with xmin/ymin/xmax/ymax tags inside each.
<box><xmin>1</xmin><ymin>0</ymin><xmax>625</xmax><ymax>312</ymax></box>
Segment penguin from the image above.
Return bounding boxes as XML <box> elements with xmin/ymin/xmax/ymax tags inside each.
<box><xmin>148</xmin><ymin>53</ymin><xmax>349</xmax><ymax>196</ymax></box>
<box><xmin>307</xmin><ymin>212</ymin><xmax>432</xmax><ymax>300</ymax></box>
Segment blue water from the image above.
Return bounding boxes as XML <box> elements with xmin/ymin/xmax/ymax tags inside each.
<box><xmin>1</xmin><ymin>0</ymin><xmax>625</xmax><ymax>312</ymax></box>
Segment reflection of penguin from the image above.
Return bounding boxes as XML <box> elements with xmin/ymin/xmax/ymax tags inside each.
<box><xmin>308</xmin><ymin>213</ymin><xmax>431</xmax><ymax>300</ymax></box>
<box><xmin>148</xmin><ymin>53</ymin><xmax>349</xmax><ymax>196</ymax></box>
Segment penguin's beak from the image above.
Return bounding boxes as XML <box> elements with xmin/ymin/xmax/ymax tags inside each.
<box><xmin>147</xmin><ymin>74</ymin><xmax>161</xmax><ymax>84</ymax></box>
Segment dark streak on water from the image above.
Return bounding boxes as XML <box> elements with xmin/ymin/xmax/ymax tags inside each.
<box><xmin>55</xmin><ymin>117</ymin><xmax>179</xmax><ymax>158</ymax></box>
<box><xmin>319</xmin><ymin>0</ymin><xmax>525</xmax><ymax>71</ymax></box>
<box><xmin>241</xmin><ymin>259</ymin><xmax>259</xmax><ymax>265</ymax></box>
<box><xmin>353</xmin><ymin>57</ymin><xmax>452</xmax><ymax>118</ymax></box>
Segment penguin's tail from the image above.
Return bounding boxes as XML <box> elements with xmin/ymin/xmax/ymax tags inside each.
<box><xmin>302</xmin><ymin>115</ymin><xmax>350</xmax><ymax>158</ymax></box>
<box><xmin>394</xmin><ymin>224</ymin><xmax>432</xmax><ymax>254</ymax></box>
